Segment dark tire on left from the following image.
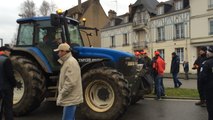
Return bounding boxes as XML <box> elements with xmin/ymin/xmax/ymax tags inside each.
<box><xmin>80</xmin><ymin>67</ymin><xmax>130</xmax><ymax>120</ymax></box>
<box><xmin>11</xmin><ymin>56</ymin><xmax>46</xmax><ymax>116</ymax></box>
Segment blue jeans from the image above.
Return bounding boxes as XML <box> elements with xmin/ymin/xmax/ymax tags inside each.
<box><xmin>155</xmin><ymin>75</ymin><xmax>164</xmax><ymax>99</ymax></box>
<box><xmin>62</xmin><ymin>105</ymin><xmax>77</xmax><ymax>120</ymax></box>
<box><xmin>172</xmin><ymin>73</ymin><xmax>182</xmax><ymax>87</ymax></box>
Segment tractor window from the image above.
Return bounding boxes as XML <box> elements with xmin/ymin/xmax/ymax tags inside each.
<box><xmin>36</xmin><ymin>21</ymin><xmax>62</xmax><ymax>49</ymax></box>
<box><xmin>17</xmin><ymin>23</ymin><xmax>33</xmax><ymax>45</ymax></box>
<box><xmin>67</xmin><ymin>24</ymin><xmax>83</xmax><ymax>46</ymax></box>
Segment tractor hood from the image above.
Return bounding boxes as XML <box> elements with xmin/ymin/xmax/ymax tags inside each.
<box><xmin>73</xmin><ymin>47</ymin><xmax>135</xmax><ymax>62</ymax></box>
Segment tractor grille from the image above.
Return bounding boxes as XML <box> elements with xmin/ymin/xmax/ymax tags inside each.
<box><xmin>118</xmin><ymin>57</ymin><xmax>138</xmax><ymax>77</ymax></box>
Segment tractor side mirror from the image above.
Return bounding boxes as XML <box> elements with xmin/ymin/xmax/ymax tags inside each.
<box><xmin>51</xmin><ymin>14</ymin><xmax>60</xmax><ymax>26</ymax></box>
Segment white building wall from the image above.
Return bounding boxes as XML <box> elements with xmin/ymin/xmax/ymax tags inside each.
<box><xmin>149</xmin><ymin>11</ymin><xmax>191</xmax><ymax>73</ymax></box>
<box><xmin>101</xmin><ymin>24</ymin><xmax>135</xmax><ymax>53</ymax></box>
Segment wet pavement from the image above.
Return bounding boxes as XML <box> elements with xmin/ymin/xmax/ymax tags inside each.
<box><xmin>163</xmin><ymin>78</ymin><xmax>197</xmax><ymax>89</ymax></box>
<box><xmin>15</xmin><ymin>98</ymin><xmax>208</xmax><ymax>120</ymax></box>
<box><xmin>119</xmin><ymin>99</ymin><xmax>207</xmax><ymax>120</ymax></box>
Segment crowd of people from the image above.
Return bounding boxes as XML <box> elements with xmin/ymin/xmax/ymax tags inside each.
<box><xmin>135</xmin><ymin>46</ymin><xmax>213</xmax><ymax>120</ymax></box>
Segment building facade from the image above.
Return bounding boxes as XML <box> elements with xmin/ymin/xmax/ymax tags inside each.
<box><xmin>101</xmin><ymin>0</ymin><xmax>213</xmax><ymax>74</ymax></box>
<box><xmin>101</xmin><ymin>0</ymin><xmax>159</xmax><ymax>54</ymax></box>
<box><xmin>101</xmin><ymin>11</ymin><xmax>134</xmax><ymax>53</ymax></box>
<box><xmin>150</xmin><ymin>0</ymin><xmax>191</xmax><ymax>73</ymax></box>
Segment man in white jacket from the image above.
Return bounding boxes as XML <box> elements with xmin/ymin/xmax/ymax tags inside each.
<box><xmin>54</xmin><ymin>43</ymin><xmax>83</xmax><ymax>120</ymax></box>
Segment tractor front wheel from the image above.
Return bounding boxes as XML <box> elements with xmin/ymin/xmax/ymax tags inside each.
<box><xmin>81</xmin><ymin>67</ymin><xmax>130</xmax><ymax>120</ymax></box>
<box><xmin>11</xmin><ymin>56</ymin><xmax>46</xmax><ymax>116</ymax></box>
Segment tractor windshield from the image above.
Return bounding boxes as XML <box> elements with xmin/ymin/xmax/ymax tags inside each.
<box><xmin>67</xmin><ymin>23</ymin><xmax>83</xmax><ymax>46</ymax></box>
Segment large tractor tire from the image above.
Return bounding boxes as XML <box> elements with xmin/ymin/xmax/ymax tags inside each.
<box><xmin>11</xmin><ymin>56</ymin><xmax>46</xmax><ymax>116</ymax></box>
<box><xmin>81</xmin><ymin>67</ymin><xmax>130</xmax><ymax>120</ymax></box>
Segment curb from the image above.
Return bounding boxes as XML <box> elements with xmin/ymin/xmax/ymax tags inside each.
<box><xmin>144</xmin><ymin>95</ymin><xmax>199</xmax><ymax>100</ymax></box>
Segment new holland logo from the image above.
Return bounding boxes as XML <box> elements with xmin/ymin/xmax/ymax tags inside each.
<box><xmin>78</xmin><ymin>58</ymin><xmax>102</xmax><ymax>63</ymax></box>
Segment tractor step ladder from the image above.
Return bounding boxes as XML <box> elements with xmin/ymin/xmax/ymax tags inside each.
<box><xmin>46</xmin><ymin>76</ymin><xmax>59</xmax><ymax>101</ymax></box>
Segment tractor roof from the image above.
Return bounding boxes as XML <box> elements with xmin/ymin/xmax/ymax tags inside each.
<box><xmin>16</xmin><ymin>16</ymin><xmax>79</xmax><ymax>24</ymax></box>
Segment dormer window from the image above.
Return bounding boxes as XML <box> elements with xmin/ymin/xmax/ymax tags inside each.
<box><xmin>110</xmin><ymin>20</ymin><xmax>115</xmax><ymax>26</ymax></box>
<box><xmin>175</xmin><ymin>0</ymin><xmax>183</xmax><ymax>10</ymax></box>
<box><xmin>123</xmin><ymin>16</ymin><xmax>129</xmax><ymax>23</ymax></box>
<box><xmin>157</xmin><ymin>6</ymin><xmax>164</xmax><ymax>15</ymax></box>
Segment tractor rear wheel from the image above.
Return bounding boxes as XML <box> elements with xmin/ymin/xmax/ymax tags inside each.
<box><xmin>11</xmin><ymin>56</ymin><xmax>46</xmax><ymax>116</ymax></box>
<box><xmin>81</xmin><ymin>67</ymin><xmax>130</xmax><ymax>120</ymax></box>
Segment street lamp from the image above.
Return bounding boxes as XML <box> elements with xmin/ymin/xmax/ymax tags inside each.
<box><xmin>82</xmin><ymin>18</ymin><xmax>86</xmax><ymax>26</ymax></box>
<box><xmin>0</xmin><ymin>38</ymin><xmax>3</xmax><ymax>47</ymax></box>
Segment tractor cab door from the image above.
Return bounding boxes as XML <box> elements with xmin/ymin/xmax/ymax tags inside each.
<box><xmin>35</xmin><ymin>21</ymin><xmax>63</xmax><ymax>71</ymax></box>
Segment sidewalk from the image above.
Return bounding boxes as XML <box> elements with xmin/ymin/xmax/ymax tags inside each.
<box><xmin>163</xmin><ymin>78</ymin><xmax>197</xmax><ymax>89</ymax></box>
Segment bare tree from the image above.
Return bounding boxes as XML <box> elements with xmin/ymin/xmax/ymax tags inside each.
<box><xmin>49</xmin><ymin>1</ymin><xmax>57</xmax><ymax>14</ymax></box>
<box><xmin>19</xmin><ymin>0</ymin><xmax>36</xmax><ymax>18</ymax></box>
<box><xmin>39</xmin><ymin>0</ymin><xmax>50</xmax><ymax>16</ymax></box>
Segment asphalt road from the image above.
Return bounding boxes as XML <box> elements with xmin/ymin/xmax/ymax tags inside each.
<box><xmin>15</xmin><ymin>98</ymin><xmax>208</xmax><ymax>120</ymax></box>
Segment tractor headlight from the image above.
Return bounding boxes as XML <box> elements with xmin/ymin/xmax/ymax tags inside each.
<box><xmin>127</xmin><ymin>61</ymin><xmax>136</xmax><ymax>66</ymax></box>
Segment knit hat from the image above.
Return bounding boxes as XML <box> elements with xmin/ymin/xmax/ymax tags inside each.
<box><xmin>200</xmin><ymin>46</ymin><xmax>207</xmax><ymax>52</ymax></box>
<box><xmin>0</xmin><ymin>46</ymin><xmax>13</xmax><ymax>52</ymax></box>
<box><xmin>172</xmin><ymin>52</ymin><xmax>176</xmax><ymax>55</ymax></box>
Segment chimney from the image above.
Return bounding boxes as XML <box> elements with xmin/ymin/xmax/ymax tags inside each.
<box><xmin>78</xmin><ymin>0</ymin><xmax>82</xmax><ymax>13</ymax></box>
<box><xmin>129</xmin><ymin>4</ymin><xmax>133</xmax><ymax>13</ymax></box>
<box><xmin>108</xmin><ymin>10</ymin><xmax>117</xmax><ymax>20</ymax></box>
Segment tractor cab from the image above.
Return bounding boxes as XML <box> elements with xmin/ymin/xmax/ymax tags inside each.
<box><xmin>15</xmin><ymin>10</ymin><xmax>83</xmax><ymax>71</ymax></box>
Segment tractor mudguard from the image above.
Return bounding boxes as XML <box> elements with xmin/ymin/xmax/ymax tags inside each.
<box><xmin>12</xmin><ymin>47</ymin><xmax>52</xmax><ymax>73</ymax></box>
<box><xmin>80</xmin><ymin>58</ymin><xmax>110</xmax><ymax>75</ymax></box>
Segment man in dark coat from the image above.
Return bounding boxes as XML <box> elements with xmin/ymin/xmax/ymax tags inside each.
<box><xmin>170</xmin><ymin>52</ymin><xmax>182</xmax><ymax>88</ymax></box>
<box><xmin>141</xmin><ymin>51</ymin><xmax>152</xmax><ymax>72</ymax></box>
<box><xmin>199</xmin><ymin>46</ymin><xmax>213</xmax><ymax>120</ymax></box>
<box><xmin>0</xmin><ymin>46</ymin><xmax>17</xmax><ymax>120</ymax></box>
<box><xmin>193</xmin><ymin>46</ymin><xmax>207</xmax><ymax>106</ymax></box>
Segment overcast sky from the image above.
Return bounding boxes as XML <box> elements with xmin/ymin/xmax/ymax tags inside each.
<box><xmin>0</xmin><ymin>0</ymin><xmax>167</xmax><ymax>44</ymax></box>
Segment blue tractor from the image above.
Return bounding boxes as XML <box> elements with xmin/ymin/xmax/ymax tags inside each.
<box><xmin>11</xmin><ymin>10</ymin><xmax>153</xmax><ymax>120</ymax></box>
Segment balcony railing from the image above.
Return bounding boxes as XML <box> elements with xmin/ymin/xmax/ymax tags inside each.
<box><xmin>133</xmin><ymin>19</ymin><xmax>148</xmax><ymax>27</ymax></box>
<box><xmin>132</xmin><ymin>42</ymin><xmax>146</xmax><ymax>49</ymax></box>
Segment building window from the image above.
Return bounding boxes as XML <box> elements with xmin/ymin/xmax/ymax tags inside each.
<box><xmin>157</xmin><ymin>27</ymin><xmax>165</xmax><ymax>41</ymax></box>
<box><xmin>157</xmin><ymin>49</ymin><xmax>165</xmax><ymax>59</ymax></box>
<box><xmin>209</xmin><ymin>0</ymin><xmax>213</xmax><ymax>8</ymax></box>
<box><xmin>175</xmin><ymin>0</ymin><xmax>183</xmax><ymax>10</ymax></box>
<box><xmin>110</xmin><ymin>36</ymin><xmax>115</xmax><ymax>48</ymax></box>
<box><xmin>175</xmin><ymin>23</ymin><xmax>185</xmax><ymax>39</ymax></box>
<box><xmin>123</xmin><ymin>33</ymin><xmax>129</xmax><ymax>46</ymax></box>
<box><xmin>209</xmin><ymin>18</ymin><xmax>213</xmax><ymax>35</ymax></box>
<box><xmin>175</xmin><ymin>48</ymin><xmax>184</xmax><ymax>62</ymax></box>
<box><xmin>157</xmin><ymin>6</ymin><xmax>164</xmax><ymax>15</ymax></box>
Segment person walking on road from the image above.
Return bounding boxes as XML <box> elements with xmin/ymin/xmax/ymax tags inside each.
<box><xmin>193</xmin><ymin>46</ymin><xmax>207</xmax><ymax>106</ymax></box>
<box><xmin>170</xmin><ymin>52</ymin><xmax>182</xmax><ymax>88</ymax></box>
<box><xmin>54</xmin><ymin>43</ymin><xmax>83</xmax><ymax>120</ymax></box>
<box><xmin>199</xmin><ymin>46</ymin><xmax>213</xmax><ymax>120</ymax></box>
<box><xmin>152</xmin><ymin>51</ymin><xmax>166</xmax><ymax>100</ymax></box>
<box><xmin>183</xmin><ymin>61</ymin><xmax>189</xmax><ymax>80</ymax></box>
<box><xmin>0</xmin><ymin>46</ymin><xmax>17</xmax><ymax>120</ymax></box>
